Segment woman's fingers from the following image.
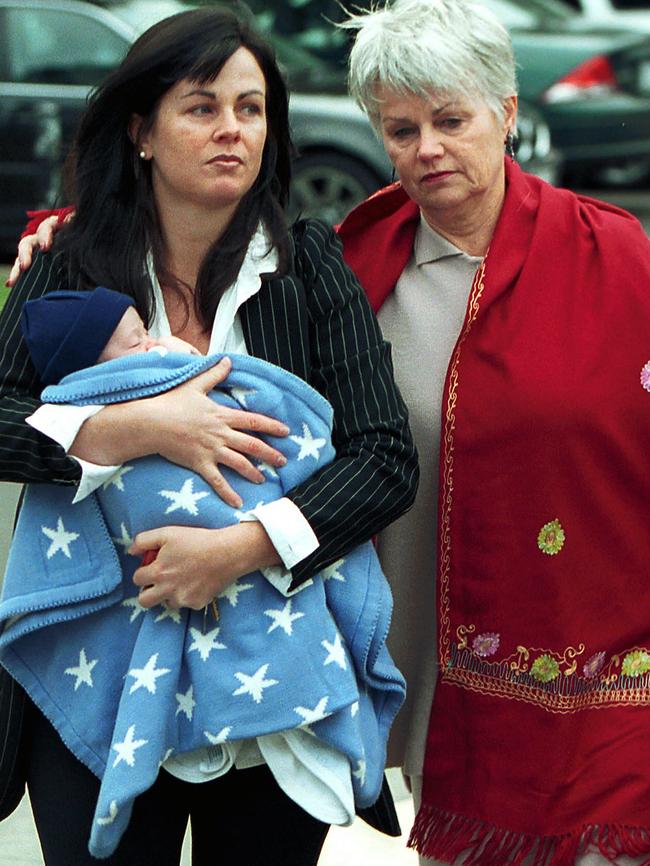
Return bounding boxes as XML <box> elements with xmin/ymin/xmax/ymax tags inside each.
<box><xmin>6</xmin><ymin>216</ymin><xmax>60</xmax><ymax>286</ymax></box>
<box><xmin>196</xmin><ymin>464</ymin><xmax>243</xmax><ymax>508</ymax></box>
<box><xmin>6</xmin><ymin>257</ymin><xmax>21</xmax><ymax>288</ymax></box>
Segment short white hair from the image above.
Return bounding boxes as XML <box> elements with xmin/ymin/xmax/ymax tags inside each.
<box><xmin>341</xmin><ymin>0</ymin><xmax>517</xmax><ymax>127</ymax></box>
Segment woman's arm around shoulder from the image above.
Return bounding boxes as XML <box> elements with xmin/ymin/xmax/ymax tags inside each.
<box><xmin>286</xmin><ymin>218</ymin><xmax>419</xmax><ymax>586</ymax></box>
<box><xmin>0</xmin><ymin>248</ymin><xmax>81</xmax><ymax>484</ymax></box>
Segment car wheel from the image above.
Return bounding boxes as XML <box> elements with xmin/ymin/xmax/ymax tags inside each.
<box><xmin>289</xmin><ymin>152</ymin><xmax>384</xmax><ymax>225</ymax></box>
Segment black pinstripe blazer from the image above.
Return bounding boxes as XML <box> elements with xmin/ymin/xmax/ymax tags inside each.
<box><xmin>0</xmin><ymin>218</ymin><xmax>418</xmax><ymax>587</ymax></box>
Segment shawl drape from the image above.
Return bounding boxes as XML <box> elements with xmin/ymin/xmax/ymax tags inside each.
<box><xmin>339</xmin><ymin>160</ymin><xmax>650</xmax><ymax>864</ymax></box>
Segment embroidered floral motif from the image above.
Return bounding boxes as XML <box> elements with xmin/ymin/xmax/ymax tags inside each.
<box><xmin>472</xmin><ymin>633</ymin><xmax>500</xmax><ymax>658</ymax></box>
<box><xmin>537</xmin><ymin>519</ymin><xmax>565</xmax><ymax>555</ymax></box>
<box><xmin>583</xmin><ymin>651</ymin><xmax>606</xmax><ymax>679</ymax></box>
<box><xmin>641</xmin><ymin>361</ymin><xmax>650</xmax><ymax>393</ymax></box>
<box><xmin>621</xmin><ymin>650</ymin><xmax>650</xmax><ymax>678</ymax></box>
<box><xmin>530</xmin><ymin>654</ymin><xmax>560</xmax><ymax>682</ymax></box>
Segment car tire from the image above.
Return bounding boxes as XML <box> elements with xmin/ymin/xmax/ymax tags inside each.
<box><xmin>289</xmin><ymin>151</ymin><xmax>384</xmax><ymax>225</ymax></box>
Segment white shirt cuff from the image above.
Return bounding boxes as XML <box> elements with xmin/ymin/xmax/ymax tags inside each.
<box><xmin>243</xmin><ymin>498</ymin><xmax>319</xmax><ymax>596</ymax></box>
<box><xmin>26</xmin><ymin>403</ymin><xmax>121</xmax><ymax>502</ymax></box>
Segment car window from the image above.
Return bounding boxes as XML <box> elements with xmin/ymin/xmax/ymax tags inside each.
<box><xmin>610</xmin><ymin>0</ymin><xmax>650</xmax><ymax>7</ymax></box>
<box><xmin>4</xmin><ymin>8</ymin><xmax>129</xmax><ymax>86</ymax></box>
<box><xmin>481</xmin><ymin>0</ymin><xmax>571</xmax><ymax>27</ymax></box>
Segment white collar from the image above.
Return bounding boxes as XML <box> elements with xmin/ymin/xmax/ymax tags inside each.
<box><xmin>147</xmin><ymin>224</ymin><xmax>279</xmax><ymax>353</ymax></box>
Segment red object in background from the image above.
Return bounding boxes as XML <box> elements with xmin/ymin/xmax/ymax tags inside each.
<box><xmin>141</xmin><ymin>550</ymin><xmax>158</xmax><ymax>566</ymax></box>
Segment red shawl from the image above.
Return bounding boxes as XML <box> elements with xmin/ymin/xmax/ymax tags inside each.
<box><xmin>339</xmin><ymin>161</ymin><xmax>650</xmax><ymax>865</ymax></box>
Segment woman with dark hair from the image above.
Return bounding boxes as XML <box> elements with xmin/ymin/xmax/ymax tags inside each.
<box><xmin>0</xmin><ymin>6</ymin><xmax>418</xmax><ymax>865</ymax></box>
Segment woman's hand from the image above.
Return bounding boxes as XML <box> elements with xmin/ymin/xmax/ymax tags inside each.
<box><xmin>130</xmin><ymin>522</ymin><xmax>281</xmax><ymax>610</ymax></box>
<box><xmin>70</xmin><ymin>356</ymin><xmax>289</xmax><ymax>507</ymax></box>
<box><xmin>144</xmin><ymin>357</ymin><xmax>289</xmax><ymax>507</ymax></box>
<box><xmin>6</xmin><ymin>215</ymin><xmax>61</xmax><ymax>287</ymax></box>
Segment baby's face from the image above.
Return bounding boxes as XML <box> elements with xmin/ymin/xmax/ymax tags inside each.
<box><xmin>98</xmin><ymin>306</ymin><xmax>156</xmax><ymax>362</ymax></box>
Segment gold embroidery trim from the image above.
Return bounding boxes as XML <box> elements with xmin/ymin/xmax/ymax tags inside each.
<box><xmin>439</xmin><ymin>257</ymin><xmax>487</xmax><ymax>668</ymax></box>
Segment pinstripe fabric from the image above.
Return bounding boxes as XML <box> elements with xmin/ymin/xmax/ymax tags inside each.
<box><xmin>0</xmin><ymin>220</ymin><xmax>418</xmax><ymax>588</ymax></box>
<box><xmin>242</xmin><ymin>220</ymin><xmax>419</xmax><ymax>587</ymax></box>
<box><xmin>0</xmin><ymin>250</ymin><xmax>81</xmax><ymax>485</ymax></box>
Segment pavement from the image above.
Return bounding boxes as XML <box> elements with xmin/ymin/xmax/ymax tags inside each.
<box><xmin>0</xmin><ymin>769</ymin><xmax>418</xmax><ymax>865</ymax></box>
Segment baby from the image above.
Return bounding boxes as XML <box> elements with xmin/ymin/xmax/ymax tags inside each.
<box><xmin>21</xmin><ymin>286</ymin><xmax>198</xmax><ymax>386</ymax></box>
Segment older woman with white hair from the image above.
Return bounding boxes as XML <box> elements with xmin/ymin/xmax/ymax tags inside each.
<box><xmin>336</xmin><ymin>1</ymin><xmax>650</xmax><ymax>865</ymax></box>
<box><xmin>10</xmin><ymin>1</ymin><xmax>650</xmax><ymax>863</ymax></box>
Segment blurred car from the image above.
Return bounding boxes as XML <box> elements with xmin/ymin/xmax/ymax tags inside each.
<box><xmin>481</xmin><ymin>0</ymin><xmax>650</xmax><ymax>186</ymax></box>
<box><xmin>561</xmin><ymin>0</ymin><xmax>650</xmax><ymax>29</ymax></box>
<box><xmin>0</xmin><ymin>0</ymin><xmax>559</xmax><ymax>254</ymax></box>
<box><xmin>242</xmin><ymin>0</ymin><xmax>650</xmax><ymax>188</ymax></box>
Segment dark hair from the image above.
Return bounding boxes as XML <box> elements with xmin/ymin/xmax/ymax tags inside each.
<box><xmin>58</xmin><ymin>4</ymin><xmax>293</xmax><ymax>329</ymax></box>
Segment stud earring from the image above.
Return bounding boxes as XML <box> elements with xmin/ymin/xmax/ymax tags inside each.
<box><xmin>505</xmin><ymin>131</ymin><xmax>516</xmax><ymax>161</ymax></box>
<box><xmin>139</xmin><ymin>150</ymin><xmax>147</xmax><ymax>160</ymax></box>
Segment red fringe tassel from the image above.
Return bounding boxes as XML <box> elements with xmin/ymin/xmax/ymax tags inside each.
<box><xmin>409</xmin><ymin>805</ymin><xmax>650</xmax><ymax>866</ymax></box>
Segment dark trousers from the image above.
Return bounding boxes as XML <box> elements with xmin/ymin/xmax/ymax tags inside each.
<box><xmin>26</xmin><ymin>707</ymin><xmax>329</xmax><ymax>866</ymax></box>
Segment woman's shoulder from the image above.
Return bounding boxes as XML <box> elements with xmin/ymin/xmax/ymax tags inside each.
<box><xmin>287</xmin><ymin>217</ymin><xmax>346</xmax><ymax>273</ymax></box>
<box><xmin>14</xmin><ymin>246</ymin><xmax>69</xmax><ymax>297</ymax></box>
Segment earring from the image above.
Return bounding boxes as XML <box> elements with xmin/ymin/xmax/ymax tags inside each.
<box><xmin>139</xmin><ymin>150</ymin><xmax>147</xmax><ymax>159</ymax></box>
<box><xmin>505</xmin><ymin>131</ymin><xmax>516</xmax><ymax>161</ymax></box>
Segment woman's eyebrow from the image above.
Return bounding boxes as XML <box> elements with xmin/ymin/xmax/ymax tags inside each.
<box><xmin>180</xmin><ymin>88</ymin><xmax>264</xmax><ymax>100</ymax></box>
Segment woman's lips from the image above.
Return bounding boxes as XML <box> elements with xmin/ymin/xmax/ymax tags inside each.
<box><xmin>421</xmin><ymin>170</ymin><xmax>455</xmax><ymax>183</ymax></box>
<box><xmin>208</xmin><ymin>154</ymin><xmax>243</xmax><ymax>166</ymax></box>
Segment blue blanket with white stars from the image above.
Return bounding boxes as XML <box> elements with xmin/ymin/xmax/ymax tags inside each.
<box><xmin>0</xmin><ymin>352</ymin><xmax>405</xmax><ymax>859</ymax></box>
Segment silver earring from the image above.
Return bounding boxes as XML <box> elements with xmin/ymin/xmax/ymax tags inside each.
<box><xmin>505</xmin><ymin>131</ymin><xmax>516</xmax><ymax>161</ymax></box>
<box><xmin>139</xmin><ymin>150</ymin><xmax>146</xmax><ymax>159</ymax></box>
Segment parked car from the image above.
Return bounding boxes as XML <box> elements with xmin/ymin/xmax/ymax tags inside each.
<box><xmin>561</xmin><ymin>0</ymin><xmax>650</xmax><ymax>30</ymax></box>
<box><xmin>0</xmin><ymin>0</ymin><xmax>559</xmax><ymax>253</ymax></box>
<box><xmin>240</xmin><ymin>0</ymin><xmax>650</xmax><ymax>188</ymax></box>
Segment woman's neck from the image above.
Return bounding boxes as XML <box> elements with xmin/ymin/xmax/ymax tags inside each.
<box><xmin>421</xmin><ymin>180</ymin><xmax>506</xmax><ymax>258</ymax></box>
<box><xmin>156</xmin><ymin>198</ymin><xmax>238</xmax><ymax>289</ymax></box>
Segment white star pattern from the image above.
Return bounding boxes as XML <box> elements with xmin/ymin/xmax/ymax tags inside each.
<box><xmin>127</xmin><ymin>653</ymin><xmax>171</xmax><ymax>695</ymax></box>
<box><xmin>264</xmin><ymin>599</ymin><xmax>305</xmax><ymax>636</ymax></box>
<box><xmin>154</xmin><ymin>604</ymin><xmax>182</xmax><ymax>624</ymax></box>
<box><xmin>261</xmin><ymin>565</ymin><xmax>313</xmax><ymax>594</ymax></box>
<box><xmin>188</xmin><ymin>627</ymin><xmax>226</xmax><ymax>661</ymax></box>
<box><xmin>112</xmin><ymin>522</ymin><xmax>134</xmax><ymax>551</ymax></box>
<box><xmin>218</xmin><ymin>580</ymin><xmax>254</xmax><ymax>607</ymax></box>
<box><xmin>96</xmin><ymin>801</ymin><xmax>118</xmax><ymax>827</ymax></box>
<box><xmin>64</xmin><ymin>648</ymin><xmax>98</xmax><ymax>691</ymax></box>
<box><xmin>228</xmin><ymin>386</ymin><xmax>255</xmax><ymax>407</ymax></box>
<box><xmin>103</xmin><ymin>465</ymin><xmax>134</xmax><ymax>492</ymax></box>
<box><xmin>159</xmin><ymin>748</ymin><xmax>174</xmax><ymax>768</ymax></box>
<box><xmin>121</xmin><ymin>595</ymin><xmax>147</xmax><ymax>623</ymax></box>
<box><xmin>159</xmin><ymin>478</ymin><xmax>210</xmax><ymax>515</ymax></box>
<box><xmin>204</xmin><ymin>726</ymin><xmax>232</xmax><ymax>745</ymax></box>
<box><xmin>322</xmin><ymin>632</ymin><xmax>347</xmax><ymax>670</ymax></box>
<box><xmin>256</xmin><ymin>460</ymin><xmax>279</xmax><ymax>479</ymax></box>
<box><xmin>233</xmin><ymin>663</ymin><xmax>279</xmax><ymax>704</ymax></box>
<box><xmin>322</xmin><ymin>559</ymin><xmax>346</xmax><ymax>582</ymax></box>
<box><xmin>112</xmin><ymin>725</ymin><xmax>148</xmax><ymax>768</ymax></box>
<box><xmin>41</xmin><ymin>517</ymin><xmax>79</xmax><ymax>560</ymax></box>
<box><xmin>289</xmin><ymin>423</ymin><xmax>326</xmax><ymax>461</ymax></box>
<box><xmin>176</xmin><ymin>685</ymin><xmax>196</xmax><ymax>721</ymax></box>
<box><xmin>294</xmin><ymin>696</ymin><xmax>330</xmax><ymax>726</ymax></box>
<box><xmin>353</xmin><ymin>759</ymin><xmax>367</xmax><ymax>786</ymax></box>
<box><xmin>351</xmin><ymin>701</ymin><xmax>359</xmax><ymax>717</ymax></box>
